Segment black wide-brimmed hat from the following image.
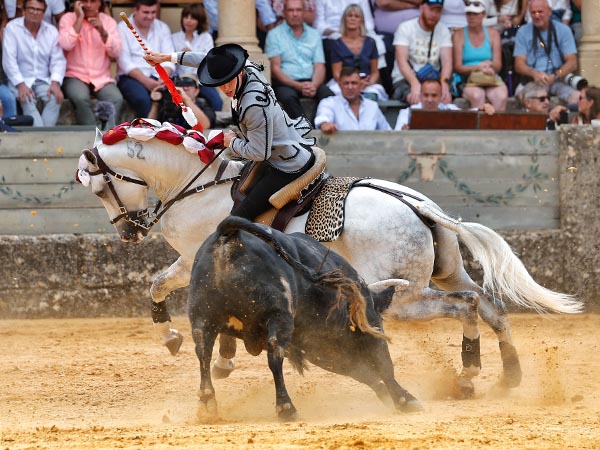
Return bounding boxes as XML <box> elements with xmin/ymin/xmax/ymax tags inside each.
<box><xmin>197</xmin><ymin>43</ymin><xmax>249</xmax><ymax>87</ymax></box>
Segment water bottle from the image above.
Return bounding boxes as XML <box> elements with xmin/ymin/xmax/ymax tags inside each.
<box><xmin>507</xmin><ymin>70</ymin><xmax>514</xmax><ymax>97</ymax></box>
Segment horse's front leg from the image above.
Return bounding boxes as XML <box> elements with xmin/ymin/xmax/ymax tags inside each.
<box><xmin>150</xmin><ymin>256</ymin><xmax>192</xmax><ymax>355</ymax></box>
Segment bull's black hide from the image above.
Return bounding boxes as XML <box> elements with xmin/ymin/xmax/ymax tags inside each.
<box><xmin>188</xmin><ymin>216</ymin><xmax>422</xmax><ymax>420</ymax></box>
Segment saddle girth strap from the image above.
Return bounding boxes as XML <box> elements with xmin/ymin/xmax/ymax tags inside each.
<box><xmin>356</xmin><ymin>182</ymin><xmax>436</xmax><ymax>229</ymax></box>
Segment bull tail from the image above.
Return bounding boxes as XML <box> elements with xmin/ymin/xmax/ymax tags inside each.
<box><xmin>415</xmin><ymin>203</ymin><xmax>583</xmax><ymax>314</ymax></box>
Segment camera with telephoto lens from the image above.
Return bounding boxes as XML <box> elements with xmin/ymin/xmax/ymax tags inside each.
<box><xmin>563</xmin><ymin>73</ymin><xmax>588</xmax><ymax>90</ymax></box>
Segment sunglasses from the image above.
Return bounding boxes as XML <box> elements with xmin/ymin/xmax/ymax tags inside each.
<box><xmin>423</xmin><ymin>0</ymin><xmax>444</xmax><ymax>5</ymax></box>
<box><xmin>464</xmin><ymin>1</ymin><xmax>484</xmax><ymax>6</ymax></box>
<box><xmin>528</xmin><ymin>95</ymin><xmax>550</xmax><ymax>102</ymax></box>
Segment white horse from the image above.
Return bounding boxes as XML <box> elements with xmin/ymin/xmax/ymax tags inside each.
<box><xmin>79</xmin><ymin>131</ymin><xmax>582</xmax><ymax>395</ymax></box>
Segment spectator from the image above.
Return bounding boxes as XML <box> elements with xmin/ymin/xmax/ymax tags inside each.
<box><xmin>42</xmin><ymin>0</ymin><xmax>65</xmax><ymax>25</ymax></box>
<box><xmin>395</xmin><ymin>77</ymin><xmax>494</xmax><ymax>129</ymax></box>
<box><xmin>525</xmin><ymin>0</ymin><xmax>572</xmax><ymax>25</ymax></box>
<box><xmin>203</xmin><ymin>0</ymin><xmax>279</xmax><ymax>39</ymax></box>
<box><xmin>518</xmin><ymin>81</ymin><xmax>568</xmax><ymax>130</ymax></box>
<box><xmin>170</xmin><ymin>3</ymin><xmax>222</xmax><ymax>112</ymax></box>
<box><xmin>391</xmin><ymin>0</ymin><xmax>453</xmax><ymax>105</ymax></box>
<box><xmin>265</xmin><ymin>0</ymin><xmax>333</xmax><ymax>120</ymax></box>
<box><xmin>486</xmin><ymin>0</ymin><xmax>527</xmax><ymax>28</ymax></box>
<box><xmin>2</xmin><ymin>0</ymin><xmax>66</xmax><ymax>127</ymax></box>
<box><xmin>117</xmin><ymin>0</ymin><xmax>174</xmax><ymax>119</ymax></box>
<box><xmin>569</xmin><ymin>0</ymin><xmax>581</xmax><ymax>44</ymax></box>
<box><xmin>370</xmin><ymin>0</ymin><xmax>422</xmax><ymax>95</ymax></box>
<box><xmin>513</xmin><ymin>0</ymin><xmax>579</xmax><ymax>106</ymax></box>
<box><xmin>171</xmin><ymin>4</ymin><xmax>213</xmax><ymax>78</ymax></box>
<box><xmin>314</xmin><ymin>1</ymin><xmax>386</xmax><ymax>80</ymax></box>
<box><xmin>0</xmin><ymin>48</ymin><xmax>18</xmax><ymax>119</ymax></box>
<box><xmin>327</xmin><ymin>4</ymin><xmax>388</xmax><ymax>101</ymax></box>
<box><xmin>58</xmin><ymin>0</ymin><xmax>123</xmax><ymax>129</ymax></box>
<box><xmin>371</xmin><ymin>0</ymin><xmax>421</xmax><ymax>35</ymax></box>
<box><xmin>440</xmin><ymin>0</ymin><xmax>467</xmax><ymax>31</ymax></box>
<box><xmin>271</xmin><ymin>0</ymin><xmax>316</xmax><ymax>25</ymax></box>
<box><xmin>2</xmin><ymin>0</ymin><xmax>64</xmax><ymax>24</ymax></box>
<box><xmin>148</xmin><ymin>74</ymin><xmax>214</xmax><ymax>129</ymax></box>
<box><xmin>572</xmin><ymin>86</ymin><xmax>600</xmax><ymax>125</ymax></box>
<box><xmin>452</xmin><ymin>0</ymin><xmax>507</xmax><ymax>111</ymax></box>
<box><xmin>315</xmin><ymin>66</ymin><xmax>391</xmax><ymax>133</ymax></box>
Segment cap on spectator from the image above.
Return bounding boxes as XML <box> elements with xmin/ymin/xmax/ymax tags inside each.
<box><xmin>197</xmin><ymin>43</ymin><xmax>249</xmax><ymax>87</ymax></box>
<box><xmin>421</xmin><ymin>0</ymin><xmax>444</xmax><ymax>7</ymax></box>
<box><xmin>464</xmin><ymin>0</ymin><xmax>486</xmax><ymax>13</ymax></box>
<box><xmin>175</xmin><ymin>74</ymin><xmax>199</xmax><ymax>88</ymax></box>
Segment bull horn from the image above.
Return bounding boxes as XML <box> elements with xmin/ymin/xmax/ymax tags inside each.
<box><xmin>368</xmin><ymin>279</ymin><xmax>409</xmax><ymax>294</ymax></box>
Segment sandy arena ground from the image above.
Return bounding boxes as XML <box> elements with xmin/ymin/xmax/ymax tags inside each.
<box><xmin>1</xmin><ymin>313</ymin><xmax>599</xmax><ymax>449</ymax></box>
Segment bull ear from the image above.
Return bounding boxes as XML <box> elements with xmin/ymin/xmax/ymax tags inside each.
<box><xmin>94</xmin><ymin>128</ymin><xmax>103</xmax><ymax>147</ymax></box>
<box><xmin>83</xmin><ymin>148</ymin><xmax>98</xmax><ymax>171</ymax></box>
<box><xmin>367</xmin><ymin>279</ymin><xmax>409</xmax><ymax>294</ymax></box>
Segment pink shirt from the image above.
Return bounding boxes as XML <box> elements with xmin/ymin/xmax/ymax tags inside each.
<box><xmin>58</xmin><ymin>12</ymin><xmax>122</xmax><ymax>91</ymax></box>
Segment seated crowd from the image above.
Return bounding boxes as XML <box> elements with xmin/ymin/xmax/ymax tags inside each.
<box><xmin>0</xmin><ymin>0</ymin><xmax>596</xmax><ymax>132</ymax></box>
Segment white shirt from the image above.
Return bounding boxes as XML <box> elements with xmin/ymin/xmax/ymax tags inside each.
<box><xmin>171</xmin><ymin>30</ymin><xmax>214</xmax><ymax>77</ymax></box>
<box><xmin>392</xmin><ymin>18</ymin><xmax>453</xmax><ymax>84</ymax></box>
<box><xmin>394</xmin><ymin>102</ymin><xmax>460</xmax><ymax>130</ymax></box>
<box><xmin>315</xmin><ymin>94</ymin><xmax>392</xmax><ymax>131</ymax></box>
<box><xmin>43</xmin><ymin>0</ymin><xmax>66</xmax><ymax>24</ymax></box>
<box><xmin>2</xmin><ymin>17</ymin><xmax>66</xmax><ymax>87</ymax></box>
<box><xmin>313</xmin><ymin>0</ymin><xmax>375</xmax><ymax>38</ymax></box>
<box><xmin>117</xmin><ymin>15</ymin><xmax>175</xmax><ymax>77</ymax></box>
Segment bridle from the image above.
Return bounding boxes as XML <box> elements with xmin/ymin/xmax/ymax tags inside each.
<box><xmin>84</xmin><ymin>146</ymin><xmax>240</xmax><ymax>233</ymax></box>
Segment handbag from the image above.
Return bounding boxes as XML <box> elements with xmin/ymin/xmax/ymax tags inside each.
<box><xmin>467</xmin><ymin>71</ymin><xmax>500</xmax><ymax>87</ymax></box>
<box><xmin>416</xmin><ymin>63</ymin><xmax>440</xmax><ymax>82</ymax></box>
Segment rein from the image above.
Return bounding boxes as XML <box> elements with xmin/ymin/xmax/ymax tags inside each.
<box><xmin>88</xmin><ymin>146</ymin><xmax>239</xmax><ymax>231</ymax></box>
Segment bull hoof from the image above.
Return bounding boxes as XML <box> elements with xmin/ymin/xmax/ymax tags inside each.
<box><xmin>212</xmin><ymin>357</ymin><xmax>235</xmax><ymax>379</ymax></box>
<box><xmin>164</xmin><ymin>330</ymin><xmax>183</xmax><ymax>356</ymax></box>
<box><xmin>276</xmin><ymin>403</ymin><xmax>297</xmax><ymax>421</ymax></box>
<box><xmin>401</xmin><ymin>399</ymin><xmax>424</xmax><ymax>413</ymax></box>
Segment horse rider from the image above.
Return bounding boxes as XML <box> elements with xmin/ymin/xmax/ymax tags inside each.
<box><xmin>145</xmin><ymin>43</ymin><xmax>316</xmax><ymax>220</ymax></box>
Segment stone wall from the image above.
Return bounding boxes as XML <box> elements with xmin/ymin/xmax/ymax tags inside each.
<box><xmin>0</xmin><ymin>126</ymin><xmax>598</xmax><ymax>317</ymax></box>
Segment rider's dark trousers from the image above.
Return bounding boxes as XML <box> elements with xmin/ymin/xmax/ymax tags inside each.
<box><xmin>230</xmin><ymin>152</ymin><xmax>315</xmax><ymax>221</ymax></box>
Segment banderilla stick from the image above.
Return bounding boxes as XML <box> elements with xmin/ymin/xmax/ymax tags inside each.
<box><xmin>119</xmin><ymin>12</ymin><xmax>201</xmax><ymax>130</ymax></box>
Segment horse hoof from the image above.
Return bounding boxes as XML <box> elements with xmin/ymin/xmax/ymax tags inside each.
<box><xmin>401</xmin><ymin>399</ymin><xmax>425</xmax><ymax>413</ymax></box>
<box><xmin>164</xmin><ymin>330</ymin><xmax>183</xmax><ymax>356</ymax></box>
<box><xmin>277</xmin><ymin>403</ymin><xmax>297</xmax><ymax>421</ymax></box>
<box><xmin>457</xmin><ymin>377</ymin><xmax>475</xmax><ymax>399</ymax></box>
<box><xmin>212</xmin><ymin>357</ymin><xmax>235</xmax><ymax>379</ymax></box>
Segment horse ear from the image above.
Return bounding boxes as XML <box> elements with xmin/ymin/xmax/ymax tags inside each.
<box><xmin>94</xmin><ymin>128</ymin><xmax>103</xmax><ymax>147</ymax></box>
<box><xmin>83</xmin><ymin>149</ymin><xmax>98</xmax><ymax>170</ymax></box>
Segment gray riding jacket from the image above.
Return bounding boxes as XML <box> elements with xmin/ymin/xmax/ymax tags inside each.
<box><xmin>176</xmin><ymin>52</ymin><xmax>315</xmax><ymax>173</ymax></box>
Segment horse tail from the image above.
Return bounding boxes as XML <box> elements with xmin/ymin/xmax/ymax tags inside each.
<box><xmin>416</xmin><ymin>203</ymin><xmax>583</xmax><ymax>314</ymax></box>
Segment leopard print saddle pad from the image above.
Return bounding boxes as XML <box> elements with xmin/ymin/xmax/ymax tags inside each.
<box><xmin>305</xmin><ymin>176</ymin><xmax>366</xmax><ymax>242</ymax></box>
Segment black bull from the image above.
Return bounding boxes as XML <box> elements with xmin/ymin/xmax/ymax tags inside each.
<box><xmin>188</xmin><ymin>216</ymin><xmax>423</xmax><ymax>420</ymax></box>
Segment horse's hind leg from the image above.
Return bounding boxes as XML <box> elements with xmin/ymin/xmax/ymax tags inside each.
<box><xmin>386</xmin><ymin>287</ymin><xmax>481</xmax><ymax>397</ymax></box>
<box><xmin>150</xmin><ymin>256</ymin><xmax>191</xmax><ymax>355</ymax></box>
<box><xmin>431</xmin><ymin>228</ymin><xmax>522</xmax><ymax>389</ymax></box>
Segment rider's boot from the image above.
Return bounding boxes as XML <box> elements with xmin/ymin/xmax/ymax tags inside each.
<box><xmin>151</xmin><ymin>300</ymin><xmax>183</xmax><ymax>356</ymax></box>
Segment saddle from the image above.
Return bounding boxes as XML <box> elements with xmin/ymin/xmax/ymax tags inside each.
<box><xmin>232</xmin><ymin>147</ymin><xmax>328</xmax><ymax>231</ymax></box>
